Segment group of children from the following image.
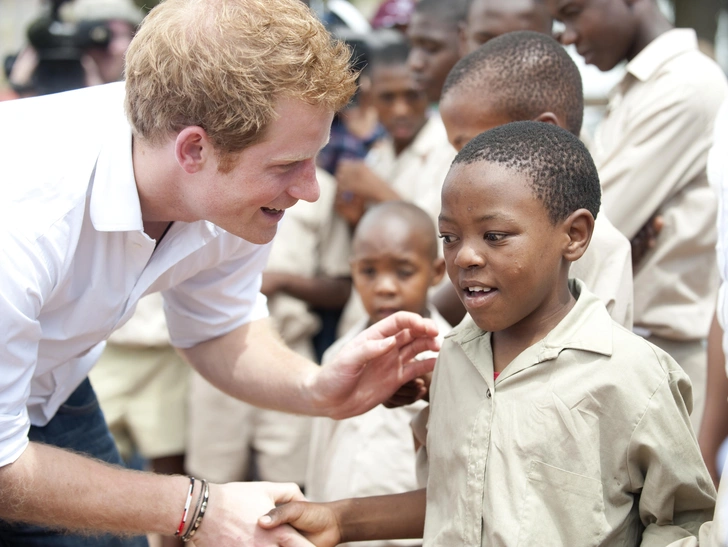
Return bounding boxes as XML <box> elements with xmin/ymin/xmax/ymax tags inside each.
<box><xmin>79</xmin><ymin>0</ymin><xmax>728</xmax><ymax>544</ymax></box>
<box><xmin>251</xmin><ymin>0</ymin><xmax>728</xmax><ymax>545</ymax></box>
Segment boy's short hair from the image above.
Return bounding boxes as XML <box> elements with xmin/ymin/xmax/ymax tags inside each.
<box><xmin>355</xmin><ymin>201</ymin><xmax>439</xmax><ymax>260</ymax></box>
<box><xmin>368</xmin><ymin>30</ymin><xmax>411</xmax><ymax>71</ymax></box>
<box><xmin>413</xmin><ymin>0</ymin><xmax>470</xmax><ymax>26</ymax></box>
<box><xmin>442</xmin><ymin>31</ymin><xmax>583</xmax><ymax>136</ymax></box>
<box><xmin>453</xmin><ymin>121</ymin><xmax>600</xmax><ymax>223</ymax></box>
<box><xmin>125</xmin><ymin>0</ymin><xmax>356</xmax><ymax>158</ymax></box>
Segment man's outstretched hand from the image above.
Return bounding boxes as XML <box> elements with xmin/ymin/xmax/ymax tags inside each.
<box><xmin>259</xmin><ymin>501</ymin><xmax>342</xmax><ymax>547</ymax></box>
<box><xmin>307</xmin><ymin>311</ymin><xmax>440</xmax><ymax>420</ymax></box>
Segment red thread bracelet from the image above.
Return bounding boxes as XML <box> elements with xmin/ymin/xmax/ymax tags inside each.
<box><xmin>175</xmin><ymin>477</ymin><xmax>196</xmax><ymax>537</ymax></box>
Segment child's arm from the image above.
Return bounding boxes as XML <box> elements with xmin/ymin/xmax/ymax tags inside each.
<box><xmin>258</xmin><ymin>489</ymin><xmax>426</xmax><ymax>547</ymax></box>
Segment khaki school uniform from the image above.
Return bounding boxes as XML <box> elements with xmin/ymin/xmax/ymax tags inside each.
<box><xmin>186</xmin><ymin>170</ymin><xmax>350</xmax><ymax>485</ymax></box>
<box><xmin>420</xmin><ymin>280</ymin><xmax>715</xmax><ymax>546</ymax></box>
<box><xmin>593</xmin><ymin>28</ymin><xmax>728</xmax><ymax>429</ymax></box>
<box><xmin>89</xmin><ymin>292</ymin><xmax>189</xmax><ymax>460</ymax></box>
<box><xmin>307</xmin><ymin>306</ymin><xmax>450</xmax><ymax>547</ymax></box>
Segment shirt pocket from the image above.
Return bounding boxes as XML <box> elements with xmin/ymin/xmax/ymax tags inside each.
<box><xmin>516</xmin><ymin>460</ymin><xmax>609</xmax><ymax>547</ymax></box>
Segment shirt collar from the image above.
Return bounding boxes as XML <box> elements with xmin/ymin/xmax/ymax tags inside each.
<box><xmin>448</xmin><ymin>279</ymin><xmax>614</xmax><ymax>364</ymax></box>
<box><xmin>89</xmin><ymin>83</ymin><xmax>144</xmax><ymax>232</ymax></box>
<box><xmin>626</xmin><ymin>28</ymin><xmax>697</xmax><ymax>82</ymax></box>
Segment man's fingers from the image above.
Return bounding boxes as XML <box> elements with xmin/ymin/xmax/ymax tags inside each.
<box><xmin>400</xmin><ymin>357</ymin><xmax>437</xmax><ymax>385</ymax></box>
<box><xmin>396</xmin><ymin>336</ymin><xmax>441</xmax><ymax>365</ymax></box>
<box><xmin>368</xmin><ymin>311</ymin><xmax>439</xmax><ymax>341</ymax></box>
<box><xmin>264</xmin><ymin>482</ymin><xmax>307</xmax><ymax>505</ymax></box>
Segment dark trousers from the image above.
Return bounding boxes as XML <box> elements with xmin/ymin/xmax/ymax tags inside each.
<box><xmin>0</xmin><ymin>378</ymin><xmax>149</xmax><ymax>547</ymax></box>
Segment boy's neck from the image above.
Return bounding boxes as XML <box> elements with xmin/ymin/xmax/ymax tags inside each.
<box><xmin>490</xmin><ymin>286</ymin><xmax>576</xmax><ymax>374</ymax></box>
<box><xmin>627</xmin><ymin>2</ymin><xmax>673</xmax><ymax>62</ymax></box>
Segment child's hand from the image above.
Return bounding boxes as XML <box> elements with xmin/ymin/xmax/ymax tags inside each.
<box><xmin>383</xmin><ymin>374</ymin><xmax>431</xmax><ymax>408</ymax></box>
<box><xmin>258</xmin><ymin>501</ymin><xmax>342</xmax><ymax>547</ymax></box>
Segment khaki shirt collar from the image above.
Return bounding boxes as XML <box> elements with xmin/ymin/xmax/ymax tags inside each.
<box><xmin>626</xmin><ymin>28</ymin><xmax>698</xmax><ymax>83</ymax></box>
<box><xmin>447</xmin><ymin>279</ymin><xmax>614</xmax><ymax>382</ymax></box>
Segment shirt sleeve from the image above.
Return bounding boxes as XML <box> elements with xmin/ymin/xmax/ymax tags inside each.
<box><xmin>163</xmin><ymin>237</ymin><xmax>272</xmax><ymax>349</ymax></box>
<box><xmin>598</xmin><ymin>80</ymin><xmax>721</xmax><ymax>240</ymax></box>
<box><xmin>0</xmin><ymin>227</ymin><xmax>53</xmax><ymax>467</ymax></box>
<box><xmin>626</xmin><ymin>351</ymin><xmax>716</xmax><ymax>544</ymax></box>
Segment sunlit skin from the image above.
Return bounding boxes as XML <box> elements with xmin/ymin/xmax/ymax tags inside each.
<box><xmin>439</xmin><ymin>161</ymin><xmax>591</xmax><ymax>370</ymax></box>
<box><xmin>406</xmin><ymin>13</ymin><xmax>461</xmax><ymax>103</ymax></box>
<box><xmin>370</xmin><ymin>64</ymin><xmax>429</xmax><ymax>155</ymax></box>
<box><xmin>459</xmin><ymin>0</ymin><xmax>553</xmax><ymax>56</ymax></box>
<box><xmin>544</xmin><ymin>0</ymin><xmax>648</xmax><ymax>71</ymax></box>
<box><xmin>134</xmin><ymin>97</ymin><xmax>333</xmax><ymax>245</ymax></box>
<box><xmin>440</xmin><ymin>87</ymin><xmax>518</xmax><ymax>151</ymax></box>
<box><xmin>352</xmin><ymin>216</ymin><xmax>445</xmax><ymax>326</ymax></box>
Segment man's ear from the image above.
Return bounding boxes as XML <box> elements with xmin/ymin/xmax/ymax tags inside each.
<box><xmin>534</xmin><ymin>111</ymin><xmax>565</xmax><ymax>130</ymax></box>
<box><xmin>431</xmin><ymin>257</ymin><xmax>447</xmax><ymax>287</ymax></box>
<box><xmin>561</xmin><ymin>208</ymin><xmax>594</xmax><ymax>263</ymax></box>
<box><xmin>175</xmin><ymin>126</ymin><xmax>211</xmax><ymax>174</ymax></box>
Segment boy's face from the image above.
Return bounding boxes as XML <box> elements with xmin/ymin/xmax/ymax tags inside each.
<box><xmin>440</xmin><ymin>86</ymin><xmax>515</xmax><ymax>151</ymax></box>
<box><xmin>406</xmin><ymin>13</ymin><xmax>462</xmax><ymax>103</ymax></box>
<box><xmin>460</xmin><ymin>0</ymin><xmax>553</xmax><ymax>56</ymax></box>
<box><xmin>352</xmin><ymin>220</ymin><xmax>445</xmax><ymax>324</ymax></box>
<box><xmin>439</xmin><ymin>161</ymin><xmax>568</xmax><ymax>334</ymax></box>
<box><xmin>370</xmin><ymin>64</ymin><xmax>429</xmax><ymax>150</ymax></box>
<box><xmin>545</xmin><ymin>0</ymin><xmax>638</xmax><ymax>71</ymax></box>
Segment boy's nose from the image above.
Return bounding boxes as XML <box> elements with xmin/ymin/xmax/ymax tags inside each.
<box><xmin>453</xmin><ymin>244</ymin><xmax>484</xmax><ymax>270</ymax></box>
<box><xmin>408</xmin><ymin>49</ymin><xmax>426</xmax><ymax>72</ymax></box>
<box><xmin>374</xmin><ymin>274</ymin><xmax>398</xmax><ymax>294</ymax></box>
<box><xmin>557</xmin><ymin>26</ymin><xmax>578</xmax><ymax>47</ymax></box>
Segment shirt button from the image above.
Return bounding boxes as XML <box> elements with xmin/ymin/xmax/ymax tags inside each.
<box><xmin>486</xmin><ymin>388</ymin><xmax>492</xmax><ymax>398</ymax></box>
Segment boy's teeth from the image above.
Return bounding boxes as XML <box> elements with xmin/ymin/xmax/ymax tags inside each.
<box><xmin>468</xmin><ymin>287</ymin><xmax>492</xmax><ymax>292</ymax></box>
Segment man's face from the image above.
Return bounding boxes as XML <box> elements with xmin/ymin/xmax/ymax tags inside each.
<box><xmin>352</xmin><ymin>219</ymin><xmax>442</xmax><ymax>324</ymax></box>
<box><xmin>545</xmin><ymin>0</ymin><xmax>638</xmax><ymax>71</ymax></box>
<box><xmin>440</xmin><ymin>86</ymin><xmax>515</xmax><ymax>151</ymax></box>
<box><xmin>439</xmin><ymin>161</ymin><xmax>567</xmax><ymax>334</ymax></box>
<box><xmin>406</xmin><ymin>13</ymin><xmax>462</xmax><ymax>103</ymax></box>
<box><xmin>189</xmin><ymin>97</ymin><xmax>333</xmax><ymax>244</ymax></box>
<box><xmin>460</xmin><ymin>0</ymin><xmax>553</xmax><ymax>56</ymax></box>
<box><xmin>370</xmin><ymin>64</ymin><xmax>429</xmax><ymax>151</ymax></box>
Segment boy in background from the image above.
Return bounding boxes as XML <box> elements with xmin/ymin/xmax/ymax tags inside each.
<box><xmin>260</xmin><ymin>122</ymin><xmax>715</xmax><ymax>546</ymax></box>
<box><xmin>434</xmin><ymin>31</ymin><xmax>633</xmax><ymax>329</ymax></box>
<box><xmin>547</xmin><ymin>0</ymin><xmax>728</xmax><ymax>430</ymax></box>
<box><xmin>335</xmin><ymin>36</ymin><xmax>455</xmax><ymax>335</ymax></box>
<box><xmin>406</xmin><ymin>0</ymin><xmax>469</xmax><ymax>105</ymax></box>
<box><xmin>306</xmin><ymin>201</ymin><xmax>449</xmax><ymax>547</ymax></box>
<box><xmin>458</xmin><ymin>0</ymin><xmax>552</xmax><ymax>55</ymax></box>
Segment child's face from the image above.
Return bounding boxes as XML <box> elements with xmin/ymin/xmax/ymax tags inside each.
<box><xmin>352</xmin><ymin>221</ymin><xmax>445</xmax><ymax>324</ymax></box>
<box><xmin>440</xmin><ymin>87</ymin><xmax>515</xmax><ymax>151</ymax></box>
<box><xmin>370</xmin><ymin>64</ymin><xmax>429</xmax><ymax>150</ymax></box>
<box><xmin>460</xmin><ymin>0</ymin><xmax>553</xmax><ymax>56</ymax></box>
<box><xmin>439</xmin><ymin>161</ymin><xmax>568</xmax><ymax>334</ymax></box>
<box><xmin>406</xmin><ymin>13</ymin><xmax>461</xmax><ymax>103</ymax></box>
<box><xmin>545</xmin><ymin>0</ymin><xmax>638</xmax><ymax>71</ymax></box>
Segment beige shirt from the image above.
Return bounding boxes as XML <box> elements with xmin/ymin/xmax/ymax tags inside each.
<box><xmin>265</xmin><ymin>169</ymin><xmax>351</xmax><ymax>359</ymax></box>
<box><xmin>593</xmin><ymin>28</ymin><xmax>728</xmax><ymax>340</ymax></box>
<box><xmin>421</xmin><ymin>280</ymin><xmax>715</xmax><ymax>546</ymax></box>
<box><xmin>307</xmin><ymin>307</ymin><xmax>451</xmax><ymax>547</ymax></box>
<box><xmin>367</xmin><ymin>114</ymin><xmax>457</xmax><ymax>227</ymax></box>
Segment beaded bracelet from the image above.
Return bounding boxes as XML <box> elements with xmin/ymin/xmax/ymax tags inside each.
<box><xmin>182</xmin><ymin>479</ymin><xmax>209</xmax><ymax>542</ymax></box>
<box><xmin>174</xmin><ymin>477</ymin><xmax>196</xmax><ymax>537</ymax></box>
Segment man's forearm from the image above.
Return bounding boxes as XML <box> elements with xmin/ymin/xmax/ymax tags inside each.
<box><xmin>0</xmin><ymin>442</ymin><xmax>189</xmax><ymax>536</ymax></box>
<box><xmin>332</xmin><ymin>489</ymin><xmax>426</xmax><ymax>543</ymax></box>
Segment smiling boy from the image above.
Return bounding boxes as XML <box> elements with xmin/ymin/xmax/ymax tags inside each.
<box><xmin>260</xmin><ymin>122</ymin><xmax>716</xmax><ymax>546</ymax></box>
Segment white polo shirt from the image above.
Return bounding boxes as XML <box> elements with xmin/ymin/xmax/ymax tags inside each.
<box><xmin>0</xmin><ymin>83</ymin><xmax>270</xmax><ymax>467</ymax></box>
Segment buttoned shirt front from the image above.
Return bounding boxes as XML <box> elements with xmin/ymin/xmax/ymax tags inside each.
<box><xmin>422</xmin><ymin>281</ymin><xmax>715</xmax><ymax>546</ymax></box>
<box><xmin>0</xmin><ymin>83</ymin><xmax>270</xmax><ymax>467</ymax></box>
<box><xmin>593</xmin><ymin>29</ymin><xmax>728</xmax><ymax>340</ymax></box>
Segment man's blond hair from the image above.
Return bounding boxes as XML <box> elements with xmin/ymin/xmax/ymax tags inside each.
<box><xmin>124</xmin><ymin>0</ymin><xmax>355</xmax><ymax>161</ymax></box>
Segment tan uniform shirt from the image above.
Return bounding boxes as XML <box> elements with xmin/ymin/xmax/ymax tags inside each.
<box><xmin>421</xmin><ymin>280</ymin><xmax>715</xmax><ymax>546</ymax></box>
<box><xmin>307</xmin><ymin>307</ymin><xmax>451</xmax><ymax>547</ymax></box>
<box><xmin>593</xmin><ymin>28</ymin><xmax>728</xmax><ymax>340</ymax></box>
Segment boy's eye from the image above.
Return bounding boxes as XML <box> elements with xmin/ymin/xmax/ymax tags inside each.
<box><xmin>438</xmin><ymin>234</ymin><xmax>456</xmax><ymax>245</ymax></box>
<box><xmin>397</xmin><ymin>269</ymin><xmax>415</xmax><ymax>279</ymax></box>
<box><xmin>484</xmin><ymin>233</ymin><xmax>506</xmax><ymax>243</ymax></box>
<box><xmin>359</xmin><ymin>266</ymin><xmax>376</xmax><ymax>277</ymax></box>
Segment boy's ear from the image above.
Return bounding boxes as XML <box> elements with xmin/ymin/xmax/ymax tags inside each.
<box><xmin>534</xmin><ymin>111</ymin><xmax>565</xmax><ymax>130</ymax></box>
<box><xmin>175</xmin><ymin>126</ymin><xmax>212</xmax><ymax>174</ymax></box>
<box><xmin>431</xmin><ymin>257</ymin><xmax>447</xmax><ymax>287</ymax></box>
<box><xmin>561</xmin><ymin>208</ymin><xmax>594</xmax><ymax>263</ymax></box>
